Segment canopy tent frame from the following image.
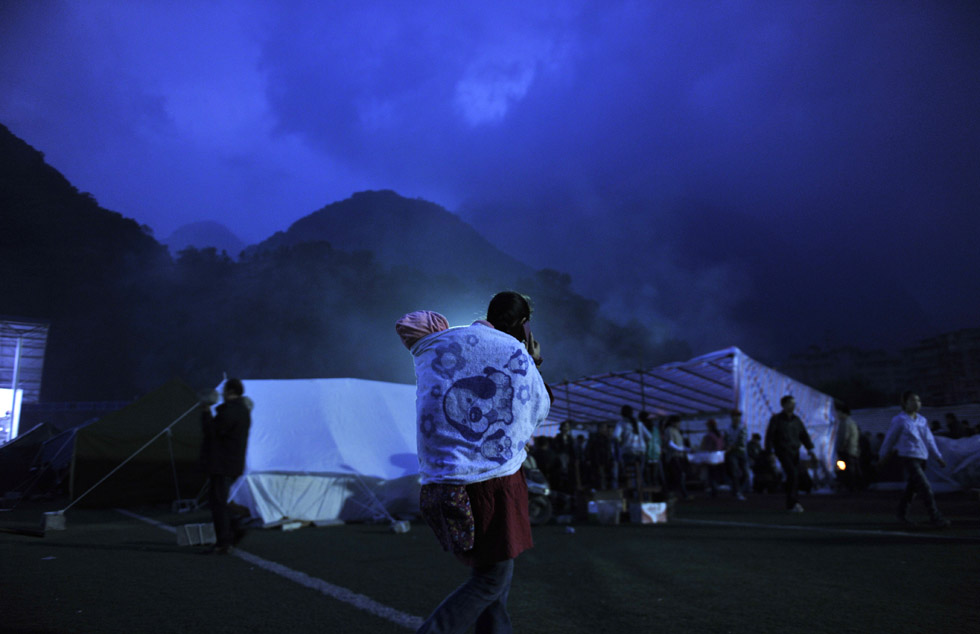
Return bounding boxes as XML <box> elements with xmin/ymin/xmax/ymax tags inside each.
<box><xmin>542</xmin><ymin>347</ymin><xmax>838</xmax><ymax>474</ymax></box>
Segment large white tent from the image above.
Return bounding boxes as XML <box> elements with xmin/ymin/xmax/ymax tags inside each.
<box><xmin>230</xmin><ymin>378</ymin><xmax>419</xmax><ymax>526</ymax></box>
<box><xmin>541</xmin><ymin>347</ymin><xmax>839</xmax><ymax>474</ymax></box>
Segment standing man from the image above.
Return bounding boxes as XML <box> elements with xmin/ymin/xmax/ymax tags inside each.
<box><xmin>201</xmin><ymin>378</ymin><xmax>252</xmax><ymax>554</ymax></box>
<box><xmin>834</xmin><ymin>401</ymin><xmax>863</xmax><ymax>492</ymax></box>
<box><xmin>879</xmin><ymin>392</ymin><xmax>950</xmax><ymax>528</ymax></box>
<box><xmin>724</xmin><ymin>410</ymin><xmax>749</xmax><ymax>500</ymax></box>
<box><xmin>765</xmin><ymin>395</ymin><xmax>815</xmax><ymax>513</ymax></box>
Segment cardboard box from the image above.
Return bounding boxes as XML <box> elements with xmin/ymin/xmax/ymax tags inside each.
<box><xmin>629</xmin><ymin>502</ymin><xmax>668</xmax><ymax>524</ymax></box>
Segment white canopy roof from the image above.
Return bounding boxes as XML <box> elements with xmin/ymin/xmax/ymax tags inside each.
<box><xmin>543</xmin><ymin>347</ymin><xmax>838</xmax><ymax>473</ymax></box>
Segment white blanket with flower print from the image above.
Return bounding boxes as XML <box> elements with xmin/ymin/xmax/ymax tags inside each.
<box><xmin>411</xmin><ymin>323</ymin><xmax>550</xmax><ymax>485</ymax></box>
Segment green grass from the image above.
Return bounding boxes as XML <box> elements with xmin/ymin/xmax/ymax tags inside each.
<box><xmin>1</xmin><ymin>491</ymin><xmax>977</xmax><ymax>633</ymax></box>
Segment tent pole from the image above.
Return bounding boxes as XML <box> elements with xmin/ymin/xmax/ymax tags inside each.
<box><xmin>564</xmin><ymin>382</ymin><xmax>571</xmax><ymax>423</ymax></box>
<box><xmin>639</xmin><ymin>371</ymin><xmax>646</xmax><ymax>412</ymax></box>
<box><xmin>9</xmin><ymin>336</ymin><xmax>22</xmax><ymax>439</ymax></box>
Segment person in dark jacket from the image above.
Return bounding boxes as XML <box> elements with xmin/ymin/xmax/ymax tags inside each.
<box><xmin>201</xmin><ymin>378</ymin><xmax>252</xmax><ymax>554</ymax></box>
<box><xmin>764</xmin><ymin>395</ymin><xmax>815</xmax><ymax>513</ymax></box>
<box><xmin>586</xmin><ymin>423</ymin><xmax>614</xmax><ymax>490</ymax></box>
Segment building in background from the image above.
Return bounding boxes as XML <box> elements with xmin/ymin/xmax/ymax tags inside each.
<box><xmin>781</xmin><ymin>328</ymin><xmax>980</xmax><ymax>408</ymax></box>
<box><xmin>779</xmin><ymin>345</ymin><xmax>904</xmax><ymax>405</ymax></box>
<box><xmin>903</xmin><ymin>329</ymin><xmax>980</xmax><ymax>406</ymax></box>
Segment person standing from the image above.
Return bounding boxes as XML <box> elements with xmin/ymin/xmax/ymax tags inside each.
<box><xmin>699</xmin><ymin>419</ymin><xmax>726</xmax><ymax>497</ymax></box>
<box><xmin>664</xmin><ymin>416</ymin><xmax>691</xmax><ymax>500</ymax></box>
<box><xmin>724</xmin><ymin>410</ymin><xmax>749</xmax><ymax>500</ymax></box>
<box><xmin>586</xmin><ymin>423</ymin><xmax>614</xmax><ymax>490</ymax></box>
<box><xmin>397</xmin><ymin>292</ymin><xmax>551</xmax><ymax>634</ymax></box>
<box><xmin>944</xmin><ymin>413</ymin><xmax>964</xmax><ymax>439</ymax></box>
<box><xmin>879</xmin><ymin>392</ymin><xmax>950</xmax><ymax>528</ymax></box>
<box><xmin>642</xmin><ymin>412</ymin><xmax>665</xmax><ymax>490</ymax></box>
<box><xmin>200</xmin><ymin>378</ymin><xmax>252</xmax><ymax>554</ymax></box>
<box><xmin>834</xmin><ymin>401</ymin><xmax>863</xmax><ymax>492</ymax></box>
<box><xmin>615</xmin><ymin>405</ymin><xmax>651</xmax><ymax>488</ymax></box>
<box><xmin>552</xmin><ymin>421</ymin><xmax>576</xmax><ymax>493</ymax></box>
<box><xmin>764</xmin><ymin>395</ymin><xmax>815</xmax><ymax>513</ymax></box>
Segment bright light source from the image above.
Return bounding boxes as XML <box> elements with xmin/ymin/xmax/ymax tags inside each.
<box><xmin>0</xmin><ymin>388</ymin><xmax>23</xmax><ymax>444</ymax></box>
<box><xmin>836</xmin><ymin>460</ymin><xmax>846</xmax><ymax>471</ymax></box>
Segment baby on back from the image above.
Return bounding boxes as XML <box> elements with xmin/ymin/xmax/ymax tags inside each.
<box><xmin>395</xmin><ymin>310</ymin><xmax>450</xmax><ymax>349</ymax></box>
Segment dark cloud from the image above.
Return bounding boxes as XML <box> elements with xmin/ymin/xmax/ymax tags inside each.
<box><xmin>1</xmin><ymin>1</ymin><xmax>978</xmax><ymax>360</ymax></box>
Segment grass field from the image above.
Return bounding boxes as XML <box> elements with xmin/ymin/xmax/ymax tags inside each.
<box><xmin>2</xmin><ymin>490</ymin><xmax>978</xmax><ymax>633</ymax></box>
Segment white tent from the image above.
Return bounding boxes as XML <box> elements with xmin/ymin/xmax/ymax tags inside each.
<box><xmin>230</xmin><ymin>378</ymin><xmax>419</xmax><ymax>526</ymax></box>
<box><xmin>542</xmin><ymin>347</ymin><xmax>838</xmax><ymax>475</ymax></box>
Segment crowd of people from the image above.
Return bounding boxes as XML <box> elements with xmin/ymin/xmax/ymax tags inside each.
<box><xmin>526</xmin><ymin>395</ymin><xmax>970</xmax><ymax>519</ymax></box>
<box><xmin>526</xmin><ymin>405</ymin><xmax>770</xmax><ymax>504</ymax></box>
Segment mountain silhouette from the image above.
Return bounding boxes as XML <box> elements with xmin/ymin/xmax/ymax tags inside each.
<box><xmin>245</xmin><ymin>189</ymin><xmax>533</xmax><ymax>283</ymax></box>
<box><xmin>2</xmin><ymin>123</ymin><xmax>690</xmax><ymax>401</ymax></box>
<box><xmin>165</xmin><ymin>221</ymin><xmax>245</xmax><ymax>259</ymax></box>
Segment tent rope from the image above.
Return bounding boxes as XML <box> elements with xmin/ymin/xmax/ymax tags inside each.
<box><xmin>58</xmin><ymin>402</ymin><xmax>200</xmax><ymax>514</ymax></box>
<box><xmin>343</xmin><ymin>467</ymin><xmax>396</xmax><ymax>524</ymax></box>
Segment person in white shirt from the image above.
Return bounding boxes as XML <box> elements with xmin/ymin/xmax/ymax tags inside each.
<box><xmin>615</xmin><ymin>405</ymin><xmax>652</xmax><ymax>488</ymax></box>
<box><xmin>879</xmin><ymin>392</ymin><xmax>950</xmax><ymax>528</ymax></box>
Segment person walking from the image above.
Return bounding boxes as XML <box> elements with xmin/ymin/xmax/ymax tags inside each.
<box><xmin>879</xmin><ymin>392</ymin><xmax>950</xmax><ymax>528</ymax></box>
<box><xmin>200</xmin><ymin>378</ymin><xmax>252</xmax><ymax>554</ymax></box>
<box><xmin>397</xmin><ymin>292</ymin><xmax>551</xmax><ymax>634</ymax></box>
<box><xmin>764</xmin><ymin>395</ymin><xmax>815</xmax><ymax>513</ymax></box>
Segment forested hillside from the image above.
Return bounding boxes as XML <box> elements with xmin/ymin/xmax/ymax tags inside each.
<box><xmin>0</xmin><ymin>124</ymin><xmax>689</xmax><ymax>401</ymax></box>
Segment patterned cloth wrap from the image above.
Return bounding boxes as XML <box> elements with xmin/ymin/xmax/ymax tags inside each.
<box><xmin>408</xmin><ymin>321</ymin><xmax>551</xmax><ymax>485</ymax></box>
<box><xmin>419</xmin><ymin>482</ymin><xmax>475</xmax><ymax>553</ymax></box>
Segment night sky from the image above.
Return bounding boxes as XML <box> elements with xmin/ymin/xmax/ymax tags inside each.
<box><xmin>2</xmin><ymin>1</ymin><xmax>978</xmax><ymax>360</ymax></box>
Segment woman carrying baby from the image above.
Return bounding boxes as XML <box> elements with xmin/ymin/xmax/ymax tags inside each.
<box><xmin>396</xmin><ymin>291</ymin><xmax>551</xmax><ymax>634</ymax></box>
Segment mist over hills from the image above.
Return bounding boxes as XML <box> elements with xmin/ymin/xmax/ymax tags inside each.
<box><xmin>1</xmin><ymin>123</ymin><xmax>689</xmax><ymax>402</ymax></box>
<box><xmin>245</xmin><ymin>190</ymin><xmax>533</xmax><ymax>283</ymax></box>
<box><xmin>164</xmin><ymin>221</ymin><xmax>245</xmax><ymax>259</ymax></box>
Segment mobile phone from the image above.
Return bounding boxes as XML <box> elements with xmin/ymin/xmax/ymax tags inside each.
<box><xmin>522</xmin><ymin>320</ymin><xmax>532</xmax><ymax>344</ymax></box>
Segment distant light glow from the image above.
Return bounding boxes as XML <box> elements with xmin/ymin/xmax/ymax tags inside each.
<box><xmin>0</xmin><ymin>388</ymin><xmax>23</xmax><ymax>444</ymax></box>
<box><xmin>836</xmin><ymin>460</ymin><xmax>846</xmax><ymax>471</ymax></box>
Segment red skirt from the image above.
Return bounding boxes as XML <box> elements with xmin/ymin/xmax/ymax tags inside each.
<box><xmin>456</xmin><ymin>469</ymin><xmax>534</xmax><ymax>568</ymax></box>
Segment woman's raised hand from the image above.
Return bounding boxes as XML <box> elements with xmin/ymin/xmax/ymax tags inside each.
<box><xmin>526</xmin><ymin>330</ymin><xmax>543</xmax><ymax>366</ymax></box>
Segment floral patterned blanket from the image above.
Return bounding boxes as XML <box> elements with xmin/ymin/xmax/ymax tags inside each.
<box><xmin>408</xmin><ymin>322</ymin><xmax>550</xmax><ymax>485</ymax></box>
